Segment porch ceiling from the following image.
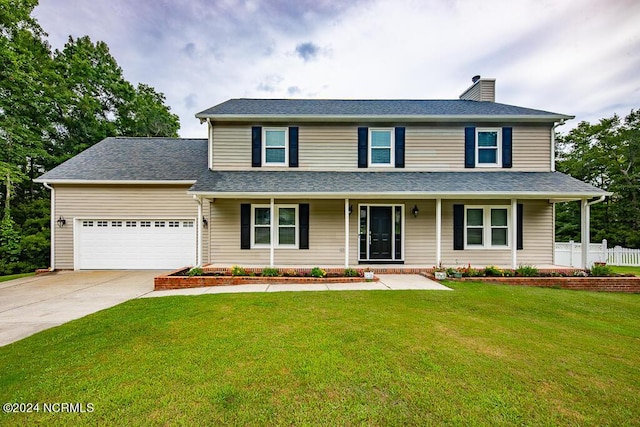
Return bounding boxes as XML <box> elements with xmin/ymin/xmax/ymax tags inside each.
<box><xmin>188</xmin><ymin>171</ymin><xmax>609</xmax><ymax>200</ymax></box>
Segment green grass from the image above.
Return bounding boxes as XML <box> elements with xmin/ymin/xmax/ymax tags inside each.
<box><xmin>610</xmin><ymin>265</ymin><xmax>640</xmax><ymax>276</ymax></box>
<box><xmin>0</xmin><ymin>272</ymin><xmax>34</xmax><ymax>283</ymax></box>
<box><xmin>1</xmin><ymin>283</ymin><xmax>638</xmax><ymax>426</ymax></box>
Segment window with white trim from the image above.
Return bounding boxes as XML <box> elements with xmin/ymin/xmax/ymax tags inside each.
<box><xmin>251</xmin><ymin>204</ymin><xmax>298</xmax><ymax>248</ymax></box>
<box><xmin>263</xmin><ymin>128</ymin><xmax>288</xmax><ymax>165</ymax></box>
<box><xmin>465</xmin><ymin>206</ymin><xmax>510</xmax><ymax>248</ymax></box>
<box><xmin>476</xmin><ymin>128</ymin><xmax>501</xmax><ymax>167</ymax></box>
<box><xmin>369</xmin><ymin>129</ymin><xmax>394</xmax><ymax>166</ymax></box>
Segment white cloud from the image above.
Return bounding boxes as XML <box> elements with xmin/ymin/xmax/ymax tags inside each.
<box><xmin>33</xmin><ymin>0</ymin><xmax>640</xmax><ymax>137</ymax></box>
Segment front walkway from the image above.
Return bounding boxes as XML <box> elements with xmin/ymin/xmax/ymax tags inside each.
<box><xmin>141</xmin><ymin>274</ymin><xmax>451</xmax><ymax>297</ymax></box>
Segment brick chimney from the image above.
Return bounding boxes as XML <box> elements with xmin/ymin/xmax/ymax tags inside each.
<box><xmin>459</xmin><ymin>75</ymin><xmax>496</xmax><ymax>102</ymax></box>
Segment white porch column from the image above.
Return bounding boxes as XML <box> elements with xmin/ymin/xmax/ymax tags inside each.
<box><xmin>345</xmin><ymin>199</ymin><xmax>350</xmax><ymax>268</ymax></box>
<box><xmin>270</xmin><ymin>198</ymin><xmax>275</xmax><ymax>267</ymax></box>
<box><xmin>435</xmin><ymin>198</ymin><xmax>442</xmax><ymax>266</ymax></box>
<box><xmin>511</xmin><ymin>198</ymin><xmax>517</xmax><ymax>269</ymax></box>
<box><xmin>196</xmin><ymin>197</ymin><xmax>203</xmax><ymax>267</ymax></box>
<box><xmin>581</xmin><ymin>198</ymin><xmax>590</xmax><ymax>268</ymax></box>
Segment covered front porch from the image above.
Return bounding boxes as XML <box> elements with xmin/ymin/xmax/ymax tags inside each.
<box><xmin>189</xmin><ymin>170</ymin><xmax>610</xmax><ymax>270</ymax></box>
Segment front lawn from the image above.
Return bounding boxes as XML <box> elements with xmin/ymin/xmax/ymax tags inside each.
<box><xmin>610</xmin><ymin>265</ymin><xmax>640</xmax><ymax>276</ymax></box>
<box><xmin>0</xmin><ymin>272</ymin><xmax>34</xmax><ymax>283</ymax></box>
<box><xmin>1</xmin><ymin>283</ymin><xmax>638</xmax><ymax>425</ymax></box>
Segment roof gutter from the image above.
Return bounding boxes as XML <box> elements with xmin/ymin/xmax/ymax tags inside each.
<box><xmin>551</xmin><ymin>118</ymin><xmax>568</xmax><ymax>172</ymax></box>
<box><xmin>587</xmin><ymin>195</ymin><xmax>606</xmax><ymax>206</ymax></box>
<box><xmin>195</xmin><ymin>114</ymin><xmax>574</xmax><ymax>124</ymax></box>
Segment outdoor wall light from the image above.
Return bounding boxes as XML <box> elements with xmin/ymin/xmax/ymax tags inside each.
<box><xmin>57</xmin><ymin>216</ymin><xmax>66</xmax><ymax>227</ymax></box>
<box><xmin>348</xmin><ymin>205</ymin><xmax>353</xmax><ymax>215</ymax></box>
<box><xmin>202</xmin><ymin>217</ymin><xmax>208</xmax><ymax>228</ymax></box>
<box><xmin>412</xmin><ymin>205</ymin><xmax>419</xmax><ymax>218</ymax></box>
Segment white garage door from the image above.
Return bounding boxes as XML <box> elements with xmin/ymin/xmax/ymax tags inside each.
<box><xmin>76</xmin><ymin>219</ymin><xmax>196</xmax><ymax>269</ymax></box>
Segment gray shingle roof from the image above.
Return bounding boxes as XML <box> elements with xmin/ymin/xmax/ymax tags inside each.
<box><xmin>196</xmin><ymin>99</ymin><xmax>571</xmax><ymax>120</ymax></box>
<box><xmin>189</xmin><ymin>171</ymin><xmax>607</xmax><ymax>197</ymax></box>
<box><xmin>36</xmin><ymin>137</ymin><xmax>208</xmax><ymax>182</ymax></box>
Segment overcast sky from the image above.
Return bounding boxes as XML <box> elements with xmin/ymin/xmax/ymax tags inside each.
<box><xmin>33</xmin><ymin>0</ymin><xmax>640</xmax><ymax>138</ymax></box>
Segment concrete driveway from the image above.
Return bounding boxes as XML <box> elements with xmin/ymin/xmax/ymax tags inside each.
<box><xmin>0</xmin><ymin>270</ymin><xmax>158</xmax><ymax>347</ymax></box>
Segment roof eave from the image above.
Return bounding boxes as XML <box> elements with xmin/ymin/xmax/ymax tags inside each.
<box><xmin>195</xmin><ymin>114</ymin><xmax>574</xmax><ymax>123</ymax></box>
<box><xmin>187</xmin><ymin>190</ymin><xmax>609</xmax><ymax>199</ymax></box>
<box><xmin>34</xmin><ymin>179</ymin><xmax>197</xmax><ymax>185</ymax></box>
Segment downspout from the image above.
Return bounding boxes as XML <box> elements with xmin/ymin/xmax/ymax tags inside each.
<box><xmin>551</xmin><ymin>119</ymin><xmax>567</xmax><ymax>172</ymax></box>
<box><xmin>581</xmin><ymin>195</ymin><xmax>607</xmax><ymax>269</ymax></box>
<box><xmin>43</xmin><ymin>182</ymin><xmax>55</xmax><ymax>271</ymax></box>
<box><xmin>193</xmin><ymin>195</ymin><xmax>203</xmax><ymax>267</ymax></box>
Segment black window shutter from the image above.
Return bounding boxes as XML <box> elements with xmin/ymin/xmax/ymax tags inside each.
<box><xmin>464</xmin><ymin>127</ymin><xmax>475</xmax><ymax>168</ymax></box>
<box><xmin>453</xmin><ymin>204</ymin><xmax>464</xmax><ymax>250</ymax></box>
<box><xmin>395</xmin><ymin>127</ymin><xmax>405</xmax><ymax>168</ymax></box>
<box><xmin>502</xmin><ymin>127</ymin><xmax>513</xmax><ymax>168</ymax></box>
<box><xmin>240</xmin><ymin>204</ymin><xmax>251</xmax><ymax>249</ymax></box>
<box><xmin>357</xmin><ymin>127</ymin><xmax>368</xmax><ymax>168</ymax></box>
<box><xmin>289</xmin><ymin>127</ymin><xmax>299</xmax><ymax>167</ymax></box>
<box><xmin>299</xmin><ymin>203</ymin><xmax>309</xmax><ymax>249</ymax></box>
<box><xmin>251</xmin><ymin>126</ymin><xmax>262</xmax><ymax>167</ymax></box>
<box><xmin>517</xmin><ymin>203</ymin><xmax>523</xmax><ymax>250</ymax></box>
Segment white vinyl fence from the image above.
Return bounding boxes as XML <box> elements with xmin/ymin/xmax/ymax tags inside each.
<box><xmin>555</xmin><ymin>240</ymin><xmax>640</xmax><ymax>268</ymax></box>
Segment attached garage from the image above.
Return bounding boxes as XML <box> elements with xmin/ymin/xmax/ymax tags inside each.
<box><xmin>76</xmin><ymin>219</ymin><xmax>196</xmax><ymax>269</ymax></box>
<box><xmin>34</xmin><ymin>137</ymin><xmax>210</xmax><ymax>271</ymax></box>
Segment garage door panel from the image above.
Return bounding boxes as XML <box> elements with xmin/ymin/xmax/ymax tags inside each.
<box><xmin>77</xmin><ymin>219</ymin><xmax>196</xmax><ymax>269</ymax></box>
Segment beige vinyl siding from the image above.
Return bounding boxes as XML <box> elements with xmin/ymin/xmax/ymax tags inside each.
<box><xmin>512</xmin><ymin>125</ymin><xmax>551</xmax><ymax>171</ymax></box>
<box><xmin>210</xmin><ymin>124</ymin><xmax>551</xmax><ymax>172</ymax></box>
<box><xmin>208</xmin><ymin>198</ymin><xmax>552</xmax><ymax>267</ymax></box>
<box><xmin>298</xmin><ymin>126</ymin><xmax>358</xmax><ymax>171</ymax></box>
<box><xmin>440</xmin><ymin>199</ymin><xmax>553</xmax><ymax>267</ymax></box>
<box><xmin>405</xmin><ymin>127</ymin><xmax>465</xmax><ymax>170</ymax></box>
<box><xmin>209</xmin><ymin>199</ymin><xmax>349</xmax><ymax>265</ymax></box>
<box><xmin>53</xmin><ymin>185</ymin><xmax>201</xmax><ymax>269</ymax></box>
<box><xmin>209</xmin><ymin>199</ymin><xmax>438</xmax><ymax>266</ymax></box>
<box><xmin>211</xmin><ymin>125</ymin><xmax>252</xmax><ymax>170</ymax></box>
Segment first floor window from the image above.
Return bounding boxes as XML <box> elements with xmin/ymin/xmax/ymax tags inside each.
<box><xmin>465</xmin><ymin>206</ymin><xmax>509</xmax><ymax>248</ymax></box>
<box><xmin>252</xmin><ymin>205</ymin><xmax>298</xmax><ymax>247</ymax></box>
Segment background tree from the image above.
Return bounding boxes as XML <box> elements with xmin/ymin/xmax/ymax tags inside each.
<box><xmin>0</xmin><ymin>1</ymin><xmax>180</xmax><ymax>274</ymax></box>
<box><xmin>556</xmin><ymin>109</ymin><xmax>640</xmax><ymax>248</ymax></box>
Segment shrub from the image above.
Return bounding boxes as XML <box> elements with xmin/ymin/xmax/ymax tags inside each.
<box><xmin>283</xmin><ymin>269</ymin><xmax>299</xmax><ymax>277</ymax></box>
<box><xmin>187</xmin><ymin>267</ymin><xmax>204</xmax><ymax>277</ymax></box>
<box><xmin>231</xmin><ymin>265</ymin><xmax>247</xmax><ymax>276</ymax></box>
<box><xmin>458</xmin><ymin>264</ymin><xmax>480</xmax><ymax>277</ymax></box>
<box><xmin>483</xmin><ymin>265</ymin><xmax>503</xmax><ymax>277</ymax></box>
<box><xmin>310</xmin><ymin>267</ymin><xmax>326</xmax><ymax>278</ymax></box>
<box><xmin>589</xmin><ymin>263</ymin><xmax>613</xmax><ymax>277</ymax></box>
<box><xmin>516</xmin><ymin>265</ymin><xmax>539</xmax><ymax>277</ymax></box>
<box><xmin>261</xmin><ymin>267</ymin><xmax>280</xmax><ymax>277</ymax></box>
<box><xmin>344</xmin><ymin>268</ymin><xmax>359</xmax><ymax>277</ymax></box>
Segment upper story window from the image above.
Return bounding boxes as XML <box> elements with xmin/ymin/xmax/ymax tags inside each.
<box><xmin>369</xmin><ymin>129</ymin><xmax>395</xmax><ymax>167</ymax></box>
<box><xmin>476</xmin><ymin>128</ymin><xmax>501</xmax><ymax>167</ymax></box>
<box><xmin>263</xmin><ymin>128</ymin><xmax>288</xmax><ymax>166</ymax></box>
<box><xmin>465</xmin><ymin>206</ymin><xmax>509</xmax><ymax>249</ymax></box>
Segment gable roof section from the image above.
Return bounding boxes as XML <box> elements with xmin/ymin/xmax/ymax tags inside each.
<box><xmin>189</xmin><ymin>171</ymin><xmax>608</xmax><ymax>200</ymax></box>
<box><xmin>196</xmin><ymin>99</ymin><xmax>573</xmax><ymax>122</ymax></box>
<box><xmin>35</xmin><ymin>137</ymin><xmax>208</xmax><ymax>183</ymax></box>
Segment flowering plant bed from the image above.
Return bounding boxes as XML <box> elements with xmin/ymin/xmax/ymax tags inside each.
<box><xmin>154</xmin><ymin>267</ymin><xmax>378</xmax><ymax>290</ymax></box>
<box><xmin>439</xmin><ymin>275</ymin><xmax>640</xmax><ymax>293</ymax></box>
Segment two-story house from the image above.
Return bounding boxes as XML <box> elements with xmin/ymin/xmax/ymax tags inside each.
<box><xmin>36</xmin><ymin>77</ymin><xmax>607</xmax><ymax>270</ymax></box>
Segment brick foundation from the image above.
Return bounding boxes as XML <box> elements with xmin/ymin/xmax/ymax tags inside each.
<box><xmin>445</xmin><ymin>276</ymin><xmax>640</xmax><ymax>293</ymax></box>
<box><xmin>154</xmin><ymin>268</ymin><xmax>379</xmax><ymax>290</ymax></box>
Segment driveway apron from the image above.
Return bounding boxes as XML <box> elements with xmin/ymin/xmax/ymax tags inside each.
<box><xmin>0</xmin><ymin>270</ymin><xmax>157</xmax><ymax>347</ymax></box>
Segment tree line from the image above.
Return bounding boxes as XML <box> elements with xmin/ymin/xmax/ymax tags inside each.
<box><xmin>1</xmin><ymin>0</ymin><xmax>180</xmax><ymax>274</ymax></box>
<box><xmin>556</xmin><ymin>109</ymin><xmax>640</xmax><ymax>248</ymax></box>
